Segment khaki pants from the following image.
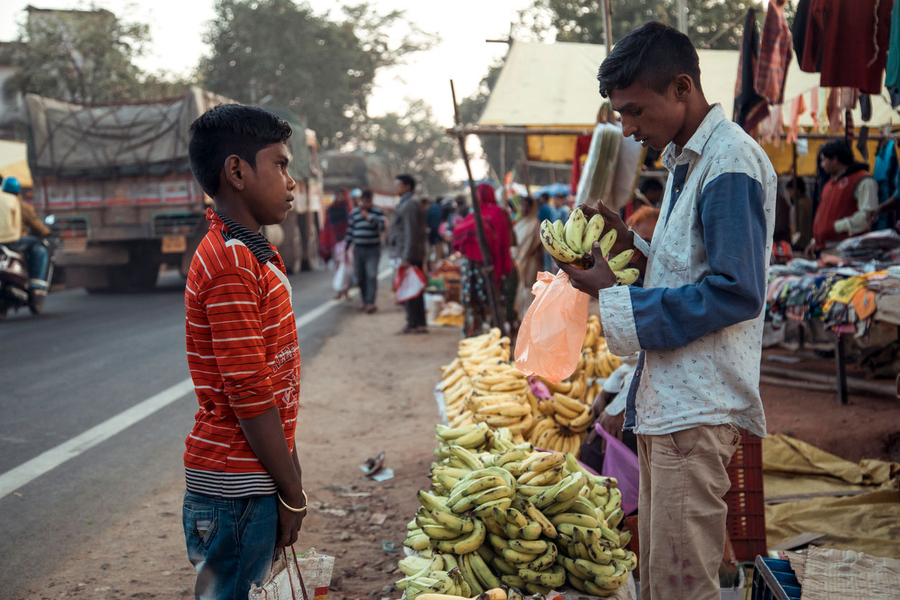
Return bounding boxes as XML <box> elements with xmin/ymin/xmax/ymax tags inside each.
<box><xmin>636</xmin><ymin>424</ymin><xmax>741</xmax><ymax>600</ymax></box>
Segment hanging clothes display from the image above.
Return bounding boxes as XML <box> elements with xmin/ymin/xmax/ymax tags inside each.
<box><xmin>734</xmin><ymin>8</ymin><xmax>769</xmax><ymax>132</ymax></box>
<box><xmin>801</xmin><ymin>0</ymin><xmax>894</xmax><ymax>95</ymax></box>
<box><xmin>787</xmin><ymin>94</ymin><xmax>807</xmax><ymax>143</ymax></box>
<box><xmin>757</xmin><ymin>0</ymin><xmax>793</xmax><ymax>106</ymax></box>
<box><xmin>873</xmin><ymin>138</ymin><xmax>898</xmax><ymax>203</ymax></box>
<box><xmin>886</xmin><ymin>0</ymin><xmax>900</xmax><ymax>97</ymax></box>
<box><xmin>792</xmin><ymin>0</ymin><xmax>814</xmax><ymax>68</ymax></box>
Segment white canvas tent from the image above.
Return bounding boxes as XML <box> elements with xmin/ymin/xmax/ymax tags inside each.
<box><xmin>479</xmin><ymin>41</ymin><xmax>900</xmax><ymax>130</ymax></box>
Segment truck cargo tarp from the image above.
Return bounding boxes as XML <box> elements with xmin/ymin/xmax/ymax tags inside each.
<box><xmin>479</xmin><ymin>42</ymin><xmax>900</xmax><ymax>170</ymax></box>
<box><xmin>25</xmin><ymin>87</ymin><xmax>234</xmax><ymax>179</ymax></box>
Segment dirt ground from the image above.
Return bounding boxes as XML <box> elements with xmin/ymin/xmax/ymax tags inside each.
<box><xmin>16</xmin><ymin>301</ymin><xmax>900</xmax><ymax>600</ymax></box>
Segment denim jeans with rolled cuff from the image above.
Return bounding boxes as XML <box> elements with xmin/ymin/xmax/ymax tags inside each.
<box><xmin>183</xmin><ymin>491</ymin><xmax>278</xmax><ymax>600</ymax></box>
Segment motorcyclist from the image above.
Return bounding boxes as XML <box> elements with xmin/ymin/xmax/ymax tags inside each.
<box><xmin>0</xmin><ymin>175</ymin><xmax>22</xmax><ymax>248</ymax></box>
<box><xmin>1</xmin><ymin>177</ymin><xmax>52</xmax><ymax>291</ymax></box>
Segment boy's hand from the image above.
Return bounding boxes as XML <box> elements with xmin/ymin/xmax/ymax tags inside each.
<box><xmin>555</xmin><ymin>242</ymin><xmax>618</xmax><ymax>297</ymax></box>
<box><xmin>276</xmin><ymin>488</ymin><xmax>307</xmax><ymax>547</ymax></box>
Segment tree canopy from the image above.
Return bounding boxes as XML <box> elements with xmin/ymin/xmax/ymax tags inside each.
<box><xmin>199</xmin><ymin>0</ymin><xmax>435</xmax><ymax>149</ymax></box>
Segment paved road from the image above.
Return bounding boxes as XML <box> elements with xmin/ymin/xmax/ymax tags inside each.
<box><xmin>0</xmin><ymin>267</ymin><xmax>363</xmax><ymax>595</ymax></box>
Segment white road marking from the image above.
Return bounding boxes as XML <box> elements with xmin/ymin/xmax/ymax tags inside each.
<box><xmin>0</xmin><ymin>269</ymin><xmax>393</xmax><ymax>500</ymax></box>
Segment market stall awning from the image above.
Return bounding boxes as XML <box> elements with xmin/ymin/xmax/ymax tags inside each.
<box><xmin>479</xmin><ymin>41</ymin><xmax>900</xmax><ymax>167</ymax></box>
<box><xmin>0</xmin><ymin>140</ymin><xmax>32</xmax><ymax>188</ymax></box>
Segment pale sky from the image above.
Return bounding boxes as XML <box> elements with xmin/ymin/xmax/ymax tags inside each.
<box><xmin>0</xmin><ymin>0</ymin><xmax>534</xmax><ymax>125</ymax></box>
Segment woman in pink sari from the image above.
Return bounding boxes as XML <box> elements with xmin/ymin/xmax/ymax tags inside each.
<box><xmin>451</xmin><ymin>184</ymin><xmax>515</xmax><ymax>335</ymax></box>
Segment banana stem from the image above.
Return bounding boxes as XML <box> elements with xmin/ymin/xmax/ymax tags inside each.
<box><xmin>450</xmin><ymin>79</ymin><xmax>505</xmax><ymax>330</ymax></box>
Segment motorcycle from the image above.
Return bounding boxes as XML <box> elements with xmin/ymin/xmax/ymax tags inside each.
<box><xmin>0</xmin><ymin>216</ymin><xmax>58</xmax><ymax>319</ymax></box>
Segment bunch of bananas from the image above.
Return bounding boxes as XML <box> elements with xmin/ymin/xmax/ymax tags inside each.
<box><xmin>468</xmin><ymin>364</ymin><xmax>533</xmax><ymax>443</ymax></box>
<box><xmin>400</xmin><ymin>425</ymin><xmax>635</xmax><ymax>598</ymax></box>
<box><xmin>441</xmin><ymin>329</ymin><xmax>515</xmax><ymax>429</ymax></box>
<box><xmin>539</xmin><ymin>208</ymin><xmax>639</xmax><ymax>285</ymax></box>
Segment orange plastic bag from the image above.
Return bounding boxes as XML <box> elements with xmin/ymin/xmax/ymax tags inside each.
<box><xmin>515</xmin><ymin>270</ymin><xmax>590</xmax><ymax>383</ymax></box>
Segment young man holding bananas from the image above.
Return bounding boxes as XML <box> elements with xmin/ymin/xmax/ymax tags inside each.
<box><xmin>556</xmin><ymin>23</ymin><xmax>776</xmax><ymax>600</ymax></box>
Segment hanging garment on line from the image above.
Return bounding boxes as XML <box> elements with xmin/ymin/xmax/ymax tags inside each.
<box><xmin>802</xmin><ymin>0</ymin><xmax>894</xmax><ymax>94</ymax></box>
<box><xmin>758</xmin><ymin>0</ymin><xmax>793</xmax><ymax>105</ymax></box>
<box><xmin>735</xmin><ymin>8</ymin><xmax>769</xmax><ymax>132</ymax></box>
<box><xmin>886</xmin><ymin>0</ymin><xmax>900</xmax><ymax>96</ymax></box>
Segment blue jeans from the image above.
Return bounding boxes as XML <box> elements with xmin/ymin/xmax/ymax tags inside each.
<box><xmin>353</xmin><ymin>244</ymin><xmax>381</xmax><ymax>306</ymax></box>
<box><xmin>18</xmin><ymin>236</ymin><xmax>49</xmax><ymax>285</ymax></box>
<box><xmin>183</xmin><ymin>491</ymin><xmax>278</xmax><ymax>600</ymax></box>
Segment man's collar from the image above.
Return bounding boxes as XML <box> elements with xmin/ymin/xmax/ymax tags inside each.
<box><xmin>207</xmin><ymin>209</ymin><xmax>276</xmax><ymax>264</ymax></box>
<box><xmin>662</xmin><ymin>104</ymin><xmax>726</xmax><ymax>172</ymax></box>
<box><xmin>399</xmin><ymin>192</ymin><xmax>413</xmax><ymax>203</ymax></box>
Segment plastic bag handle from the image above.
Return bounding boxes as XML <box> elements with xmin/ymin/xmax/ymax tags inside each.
<box><xmin>284</xmin><ymin>545</ymin><xmax>310</xmax><ymax>600</ymax></box>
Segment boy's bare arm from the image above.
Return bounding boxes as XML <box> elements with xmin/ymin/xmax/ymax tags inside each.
<box><xmin>240</xmin><ymin>407</ymin><xmax>305</xmax><ymax>546</ymax></box>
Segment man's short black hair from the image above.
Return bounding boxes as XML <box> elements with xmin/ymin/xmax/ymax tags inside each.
<box><xmin>820</xmin><ymin>140</ymin><xmax>855</xmax><ymax>165</ymax></box>
<box><xmin>188</xmin><ymin>104</ymin><xmax>292</xmax><ymax>197</ymax></box>
<box><xmin>785</xmin><ymin>177</ymin><xmax>807</xmax><ymax>196</ymax></box>
<box><xmin>639</xmin><ymin>178</ymin><xmax>664</xmax><ymax>194</ymax></box>
<box><xmin>396</xmin><ymin>174</ymin><xmax>416</xmax><ymax>192</ymax></box>
<box><xmin>597</xmin><ymin>21</ymin><xmax>702</xmax><ymax>97</ymax></box>
<box><xmin>361</xmin><ymin>189</ymin><xmax>373</xmax><ymax>201</ymax></box>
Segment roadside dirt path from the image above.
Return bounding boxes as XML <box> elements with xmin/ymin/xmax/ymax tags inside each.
<box><xmin>20</xmin><ymin>299</ymin><xmax>459</xmax><ymax>600</ymax></box>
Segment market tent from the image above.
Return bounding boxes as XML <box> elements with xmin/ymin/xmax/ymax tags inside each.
<box><xmin>479</xmin><ymin>41</ymin><xmax>900</xmax><ymax>171</ymax></box>
<box><xmin>0</xmin><ymin>140</ymin><xmax>32</xmax><ymax>188</ymax></box>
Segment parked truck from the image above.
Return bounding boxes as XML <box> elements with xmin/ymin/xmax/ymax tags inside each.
<box><xmin>320</xmin><ymin>150</ymin><xmax>397</xmax><ymax>211</ymax></box>
<box><xmin>25</xmin><ymin>87</ymin><xmax>321</xmax><ymax>292</ymax></box>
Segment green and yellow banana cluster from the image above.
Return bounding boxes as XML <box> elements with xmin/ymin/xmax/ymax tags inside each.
<box><xmin>400</xmin><ymin>426</ymin><xmax>636</xmax><ymax>597</ymax></box>
<box><xmin>539</xmin><ymin>208</ymin><xmax>639</xmax><ymax>285</ymax></box>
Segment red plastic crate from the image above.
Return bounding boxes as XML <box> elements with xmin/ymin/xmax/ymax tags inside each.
<box><xmin>725</xmin><ymin>431</ymin><xmax>766</xmax><ymax>561</ymax></box>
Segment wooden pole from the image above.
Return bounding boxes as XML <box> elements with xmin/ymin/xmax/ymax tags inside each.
<box><xmin>601</xmin><ymin>0</ymin><xmax>613</xmax><ymax>53</ymax></box>
<box><xmin>450</xmin><ymin>80</ymin><xmax>505</xmax><ymax>330</ymax></box>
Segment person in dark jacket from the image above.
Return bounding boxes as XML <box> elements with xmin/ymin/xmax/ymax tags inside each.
<box><xmin>389</xmin><ymin>174</ymin><xmax>427</xmax><ymax>334</ymax></box>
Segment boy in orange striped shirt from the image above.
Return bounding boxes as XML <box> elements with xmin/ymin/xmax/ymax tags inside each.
<box><xmin>182</xmin><ymin>104</ymin><xmax>305</xmax><ymax>600</ymax></box>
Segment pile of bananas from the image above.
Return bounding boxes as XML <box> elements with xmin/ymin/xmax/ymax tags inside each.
<box><xmin>539</xmin><ymin>208</ymin><xmax>639</xmax><ymax>285</ymax></box>
<box><xmin>400</xmin><ymin>427</ymin><xmax>636</xmax><ymax>598</ymax></box>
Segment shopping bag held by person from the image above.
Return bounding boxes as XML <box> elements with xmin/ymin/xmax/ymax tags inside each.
<box><xmin>515</xmin><ymin>270</ymin><xmax>590</xmax><ymax>383</ymax></box>
<box><xmin>395</xmin><ymin>265</ymin><xmax>426</xmax><ymax>303</ymax></box>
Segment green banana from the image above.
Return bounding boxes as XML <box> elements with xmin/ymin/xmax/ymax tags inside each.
<box><xmin>500</xmin><ymin>574</ymin><xmax>527</xmax><ymax>588</ymax></box>
<box><xmin>564</xmin><ymin>209</ymin><xmax>587</xmax><ymax>254</ymax></box>
<box><xmin>617</xmin><ymin>530</ymin><xmax>632</xmax><ymax>547</ymax></box>
<box><xmin>598</xmin><ymin>229</ymin><xmax>618</xmax><ymax>257</ymax></box>
<box><xmin>607</xmin><ymin>249</ymin><xmax>634</xmax><ymax>271</ymax></box>
<box><xmin>503</xmin><ymin>522</ymin><xmax>522</xmax><ymax>540</ymax></box>
<box><xmin>422</xmin><ymin>524</ymin><xmax>464</xmax><ymax>540</ymax></box>
<box><xmin>519</xmin><ymin>521</ymin><xmax>543</xmax><ymax>541</ymax></box>
<box><xmin>507</xmin><ymin>538</ymin><xmax>547</xmax><ymax>554</ymax></box>
<box><xmin>525</xmin><ymin>541</ymin><xmax>558</xmax><ymax>571</ymax></box>
<box><xmin>501</xmin><ymin>547</ymin><xmax>539</xmax><ymax>565</ymax></box>
<box><xmin>581</xmin><ymin>213</ymin><xmax>605</xmax><ymax>253</ymax></box>
<box><xmin>491</xmin><ymin>556</ymin><xmax>518</xmax><ymax>576</ymax></box>
<box><xmin>467</xmin><ymin>549</ymin><xmax>501</xmax><ymax>590</ymax></box>
<box><xmin>430</xmin><ymin>509</ymin><xmax>475</xmax><ymax>533</ymax></box>
<box><xmin>457</xmin><ymin>553</ymin><xmax>485</xmax><ymax>595</ymax></box>
<box><xmin>575</xmin><ymin>557</ymin><xmax>617</xmax><ymax>578</ymax></box>
<box><xmin>418</xmin><ymin>490</ymin><xmax>451</xmax><ymax>513</ymax></box>
<box><xmin>488</xmin><ymin>532</ymin><xmax>510</xmax><ymax>550</ymax></box>
<box><xmin>614</xmin><ymin>268</ymin><xmax>640</xmax><ymax>285</ymax></box>
<box><xmin>540</xmin><ymin>495</ymin><xmax>579</xmax><ymax>516</ymax></box>
<box><xmin>550</xmin><ymin>512</ymin><xmax>599</xmax><ymax>529</ymax></box>
<box><xmin>540</xmin><ymin>220</ymin><xmax>582</xmax><ymax>264</ymax></box>
<box><xmin>452</xmin><ymin>519</ymin><xmax>486</xmax><ymax>555</ymax></box>
<box><xmin>519</xmin><ymin>564</ymin><xmax>566</xmax><ymax>587</ymax></box>
<box><xmin>559</xmin><ymin>555</ymin><xmax>592</xmax><ymax>580</ymax></box>
<box><xmin>505</xmin><ymin>507</ymin><xmax>528</xmax><ymax>528</ymax></box>
<box><xmin>593</xmin><ymin>562</ymin><xmax>629</xmax><ymax>591</ymax></box>
<box><xmin>606</xmin><ymin>507</ymin><xmax>625</xmax><ymax>528</ymax></box>
<box><xmin>472</xmin><ymin>497</ymin><xmax>513</xmax><ymax>518</ymax></box>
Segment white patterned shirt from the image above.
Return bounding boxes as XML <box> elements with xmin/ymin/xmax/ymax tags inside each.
<box><xmin>598</xmin><ymin>104</ymin><xmax>777</xmax><ymax>437</ymax></box>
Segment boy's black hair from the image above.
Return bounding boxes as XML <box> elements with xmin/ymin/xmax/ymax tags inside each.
<box><xmin>639</xmin><ymin>178</ymin><xmax>664</xmax><ymax>194</ymax></box>
<box><xmin>396</xmin><ymin>173</ymin><xmax>416</xmax><ymax>192</ymax></box>
<box><xmin>597</xmin><ymin>22</ymin><xmax>702</xmax><ymax>97</ymax></box>
<box><xmin>820</xmin><ymin>140</ymin><xmax>855</xmax><ymax>166</ymax></box>
<box><xmin>785</xmin><ymin>177</ymin><xmax>807</xmax><ymax>195</ymax></box>
<box><xmin>188</xmin><ymin>104</ymin><xmax>292</xmax><ymax>197</ymax></box>
<box><xmin>361</xmin><ymin>189</ymin><xmax>374</xmax><ymax>201</ymax></box>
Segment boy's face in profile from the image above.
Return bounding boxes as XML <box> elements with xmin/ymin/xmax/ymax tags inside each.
<box><xmin>243</xmin><ymin>142</ymin><xmax>296</xmax><ymax>227</ymax></box>
<box><xmin>610</xmin><ymin>80</ymin><xmax>686</xmax><ymax>152</ymax></box>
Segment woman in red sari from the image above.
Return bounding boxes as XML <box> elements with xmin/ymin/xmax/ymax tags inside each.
<box><xmin>451</xmin><ymin>184</ymin><xmax>515</xmax><ymax>335</ymax></box>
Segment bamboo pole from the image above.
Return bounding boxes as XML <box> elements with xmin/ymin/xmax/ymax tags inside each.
<box><xmin>450</xmin><ymin>80</ymin><xmax>505</xmax><ymax>330</ymax></box>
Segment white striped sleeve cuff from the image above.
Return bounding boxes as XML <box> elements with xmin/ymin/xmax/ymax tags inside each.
<box><xmin>632</xmin><ymin>233</ymin><xmax>651</xmax><ymax>258</ymax></box>
<box><xmin>598</xmin><ymin>285</ymin><xmax>642</xmax><ymax>356</ymax></box>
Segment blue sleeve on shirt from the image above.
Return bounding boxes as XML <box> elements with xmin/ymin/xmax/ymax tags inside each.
<box><xmin>628</xmin><ymin>172</ymin><xmax>769</xmax><ymax>351</ymax></box>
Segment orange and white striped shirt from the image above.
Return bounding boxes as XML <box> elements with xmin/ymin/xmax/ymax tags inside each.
<box><xmin>183</xmin><ymin>209</ymin><xmax>300</xmax><ymax>498</ymax></box>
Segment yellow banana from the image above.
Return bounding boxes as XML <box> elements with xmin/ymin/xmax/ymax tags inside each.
<box><xmin>500</xmin><ymin>547</ymin><xmax>539</xmax><ymax>565</ymax></box>
<box><xmin>519</xmin><ymin>521</ymin><xmax>543</xmax><ymax>540</ymax></box>
<box><xmin>430</xmin><ymin>509</ymin><xmax>475</xmax><ymax>533</ymax></box>
<box><xmin>491</xmin><ymin>556</ymin><xmax>518</xmax><ymax>576</ymax></box>
<box><xmin>466</xmin><ymin>549</ymin><xmax>501</xmax><ymax>590</ymax></box>
<box><xmin>507</xmin><ymin>538</ymin><xmax>547</xmax><ymax>554</ymax></box>
<box><xmin>451</xmin><ymin>519</ymin><xmax>486</xmax><ymax>555</ymax></box>
<box><xmin>550</xmin><ymin>512</ymin><xmax>599</xmax><ymax>529</ymax></box>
